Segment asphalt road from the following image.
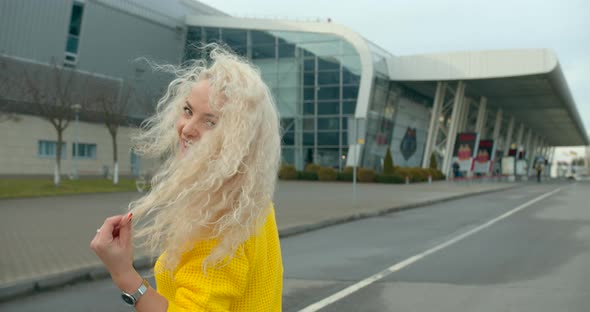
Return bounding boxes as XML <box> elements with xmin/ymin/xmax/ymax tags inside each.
<box><xmin>1</xmin><ymin>181</ymin><xmax>587</xmax><ymax>312</ymax></box>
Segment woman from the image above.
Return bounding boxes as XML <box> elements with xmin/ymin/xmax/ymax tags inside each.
<box><xmin>90</xmin><ymin>46</ymin><xmax>283</xmax><ymax>311</ymax></box>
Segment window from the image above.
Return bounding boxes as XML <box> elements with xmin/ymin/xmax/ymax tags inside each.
<box><xmin>204</xmin><ymin>28</ymin><xmax>220</xmax><ymax>43</ymax></box>
<box><xmin>252</xmin><ymin>44</ymin><xmax>275</xmax><ymax>59</ymax></box>
<box><xmin>38</xmin><ymin>140</ymin><xmax>66</xmax><ymax>158</ymax></box>
<box><xmin>278</xmin><ymin>43</ymin><xmax>295</xmax><ymax>58</ymax></box>
<box><xmin>318</xmin><ymin>71</ymin><xmax>340</xmax><ymax>86</ymax></box>
<box><xmin>317</xmin><ymin>102</ymin><xmax>340</xmax><ymax>115</ymax></box>
<box><xmin>282</xmin><ymin>132</ymin><xmax>294</xmax><ymax>146</ymax></box>
<box><xmin>317</xmin><ymin>87</ymin><xmax>340</xmax><ymax>101</ymax></box>
<box><xmin>64</xmin><ymin>2</ymin><xmax>84</xmax><ymax>67</ymax></box>
<box><xmin>251</xmin><ymin>30</ymin><xmax>275</xmax><ymax>45</ymax></box>
<box><xmin>343</xmin><ymin>101</ymin><xmax>356</xmax><ymax>114</ymax></box>
<box><xmin>318</xmin><ymin>58</ymin><xmax>340</xmax><ymax>71</ymax></box>
<box><xmin>343</xmin><ymin>86</ymin><xmax>359</xmax><ymax>99</ymax></box>
<box><xmin>317</xmin><ymin>117</ymin><xmax>339</xmax><ymax>130</ymax></box>
<box><xmin>303</xmin><ymin>102</ymin><xmax>315</xmax><ymax>115</ymax></box>
<box><xmin>317</xmin><ymin>132</ymin><xmax>339</xmax><ymax>146</ymax></box>
<box><xmin>72</xmin><ymin>143</ymin><xmax>97</xmax><ymax>159</ymax></box>
<box><xmin>304</xmin><ymin>59</ymin><xmax>315</xmax><ymax>72</ymax></box>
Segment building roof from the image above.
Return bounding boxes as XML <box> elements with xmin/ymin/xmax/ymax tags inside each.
<box><xmin>389</xmin><ymin>49</ymin><xmax>588</xmax><ymax>146</ymax></box>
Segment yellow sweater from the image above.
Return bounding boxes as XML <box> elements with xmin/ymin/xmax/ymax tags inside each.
<box><xmin>154</xmin><ymin>205</ymin><xmax>283</xmax><ymax>311</ymax></box>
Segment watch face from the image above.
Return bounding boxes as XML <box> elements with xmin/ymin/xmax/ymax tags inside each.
<box><xmin>121</xmin><ymin>293</ymin><xmax>136</xmax><ymax>306</ymax></box>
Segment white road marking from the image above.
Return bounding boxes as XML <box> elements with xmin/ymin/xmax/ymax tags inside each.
<box><xmin>298</xmin><ymin>186</ymin><xmax>563</xmax><ymax>312</ymax></box>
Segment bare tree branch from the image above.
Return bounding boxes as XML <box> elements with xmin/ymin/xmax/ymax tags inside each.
<box><xmin>0</xmin><ymin>55</ymin><xmax>21</xmax><ymax>122</ymax></box>
<box><xmin>90</xmin><ymin>79</ymin><xmax>134</xmax><ymax>184</ymax></box>
<box><xmin>18</xmin><ymin>60</ymin><xmax>88</xmax><ymax>185</ymax></box>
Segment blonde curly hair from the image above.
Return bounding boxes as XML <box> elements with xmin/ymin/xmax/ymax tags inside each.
<box><xmin>129</xmin><ymin>45</ymin><xmax>281</xmax><ymax>272</ymax></box>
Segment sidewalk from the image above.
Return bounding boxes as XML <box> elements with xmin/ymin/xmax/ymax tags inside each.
<box><xmin>0</xmin><ymin>180</ymin><xmax>514</xmax><ymax>300</ymax></box>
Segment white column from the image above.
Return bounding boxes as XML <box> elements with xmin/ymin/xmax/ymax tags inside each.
<box><xmin>422</xmin><ymin>81</ymin><xmax>446</xmax><ymax>168</ymax></box>
<box><xmin>524</xmin><ymin>128</ymin><xmax>532</xmax><ymax>159</ymax></box>
<box><xmin>442</xmin><ymin>81</ymin><xmax>466</xmax><ymax>178</ymax></box>
<box><xmin>539</xmin><ymin>140</ymin><xmax>547</xmax><ymax>161</ymax></box>
<box><xmin>515</xmin><ymin>123</ymin><xmax>525</xmax><ymax>150</ymax></box>
<box><xmin>492</xmin><ymin>109</ymin><xmax>503</xmax><ymax>142</ymax></box>
<box><xmin>527</xmin><ymin>135</ymin><xmax>538</xmax><ymax>176</ymax></box>
<box><xmin>503</xmin><ymin>116</ymin><xmax>515</xmax><ymax>156</ymax></box>
<box><xmin>459</xmin><ymin>97</ymin><xmax>470</xmax><ymax>132</ymax></box>
<box><xmin>475</xmin><ymin>97</ymin><xmax>487</xmax><ymax>136</ymax></box>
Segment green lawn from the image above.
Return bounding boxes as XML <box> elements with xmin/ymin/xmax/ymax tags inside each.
<box><xmin>0</xmin><ymin>178</ymin><xmax>139</xmax><ymax>199</ymax></box>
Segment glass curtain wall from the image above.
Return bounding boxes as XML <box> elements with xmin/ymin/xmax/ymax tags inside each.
<box><xmin>184</xmin><ymin>26</ymin><xmax>362</xmax><ymax>170</ymax></box>
<box><xmin>359</xmin><ymin>41</ymin><xmax>434</xmax><ymax>171</ymax></box>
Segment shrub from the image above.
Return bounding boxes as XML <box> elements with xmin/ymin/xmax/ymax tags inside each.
<box><xmin>358</xmin><ymin>168</ymin><xmax>376</xmax><ymax>183</ymax></box>
<box><xmin>430</xmin><ymin>153</ymin><xmax>438</xmax><ymax>170</ymax></box>
<box><xmin>394</xmin><ymin>167</ymin><xmax>411</xmax><ymax>180</ymax></box>
<box><xmin>375</xmin><ymin>174</ymin><xmax>405</xmax><ymax>184</ymax></box>
<box><xmin>337</xmin><ymin>172</ymin><xmax>355</xmax><ymax>181</ymax></box>
<box><xmin>343</xmin><ymin>166</ymin><xmax>354</xmax><ymax>174</ymax></box>
<box><xmin>411</xmin><ymin>168</ymin><xmax>429</xmax><ymax>182</ymax></box>
<box><xmin>278</xmin><ymin>165</ymin><xmax>298</xmax><ymax>180</ymax></box>
<box><xmin>304</xmin><ymin>163</ymin><xmax>320</xmax><ymax>173</ymax></box>
<box><xmin>298</xmin><ymin>171</ymin><xmax>318</xmax><ymax>181</ymax></box>
<box><xmin>431</xmin><ymin>169</ymin><xmax>445</xmax><ymax>180</ymax></box>
<box><xmin>318</xmin><ymin>167</ymin><xmax>338</xmax><ymax>181</ymax></box>
<box><xmin>383</xmin><ymin>148</ymin><xmax>394</xmax><ymax>175</ymax></box>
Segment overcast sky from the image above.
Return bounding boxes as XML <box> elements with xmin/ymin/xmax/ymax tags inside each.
<box><xmin>200</xmin><ymin>0</ymin><xmax>589</xmax><ymax>150</ymax></box>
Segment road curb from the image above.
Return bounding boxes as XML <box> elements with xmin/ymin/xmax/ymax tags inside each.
<box><xmin>278</xmin><ymin>184</ymin><xmax>515</xmax><ymax>238</ymax></box>
<box><xmin>0</xmin><ymin>184</ymin><xmax>515</xmax><ymax>302</ymax></box>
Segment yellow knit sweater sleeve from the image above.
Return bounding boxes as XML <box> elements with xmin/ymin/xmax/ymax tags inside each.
<box><xmin>156</xmin><ymin>240</ymin><xmax>250</xmax><ymax>312</ymax></box>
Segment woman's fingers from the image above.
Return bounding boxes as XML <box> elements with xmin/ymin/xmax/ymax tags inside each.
<box><xmin>91</xmin><ymin>215</ymin><xmax>127</xmax><ymax>251</ymax></box>
<box><xmin>118</xmin><ymin>213</ymin><xmax>133</xmax><ymax>247</ymax></box>
<box><xmin>98</xmin><ymin>215</ymin><xmax>126</xmax><ymax>239</ymax></box>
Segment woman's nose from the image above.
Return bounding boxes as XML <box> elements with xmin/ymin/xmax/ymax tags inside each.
<box><xmin>183</xmin><ymin>117</ymin><xmax>201</xmax><ymax>138</ymax></box>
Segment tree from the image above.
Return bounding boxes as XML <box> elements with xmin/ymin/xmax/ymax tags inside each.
<box><xmin>92</xmin><ymin>80</ymin><xmax>133</xmax><ymax>185</ymax></box>
<box><xmin>383</xmin><ymin>146</ymin><xmax>394</xmax><ymax>175</ymax></box>
<box><xmin>21</xmin><ymin>61</ymin><xmax>86</xmax><ymax>186</ymax></box>
<box><xmin>430</xmin><ymin>152</ymin><xmax>438</xmax><ymax>170</ymax></box>
<box><xmin>0</xmin><ymin>55</ymin><xmax>20</xmax><ymax>122</ymax></box>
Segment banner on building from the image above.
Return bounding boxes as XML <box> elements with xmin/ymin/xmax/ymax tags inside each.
<box><xmin>452</xmin><ymin>132</ymin><xmax>479</xmax><ymax>172</ymax></box>
<box><xmin>473</xmin><ymin>139</ymin><xmax>495</xmax><ymax>174</ymax></box>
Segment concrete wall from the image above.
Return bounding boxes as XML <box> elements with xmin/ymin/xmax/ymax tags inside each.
<box><xmin>0</xmin><ymin>0</ymin><xmax>71</xmax><ymax>63</ymax></box>
<box><xmin>0</xmin><ymin>114</ymin><xmax>159</xmax><ymax>176</ymax></box>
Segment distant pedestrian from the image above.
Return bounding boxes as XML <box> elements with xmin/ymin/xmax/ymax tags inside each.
<box><xmin>535</xmin><ymin>159</ymin><xmax>544</xmax><ymax>182</ymax></box>
<box><xmin>452</xmin><ymin>161</ymin><xmax>461</xmax><ymax>178</ymax></box>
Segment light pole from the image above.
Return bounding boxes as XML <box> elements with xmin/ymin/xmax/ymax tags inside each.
<box><xmin>72</xmin><ymin>104</ymin><xmax>82</xmax><ymax>179</ymax></box>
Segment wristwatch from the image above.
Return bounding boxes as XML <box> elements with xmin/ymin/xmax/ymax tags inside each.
<box><xmin>121</xmin><ymin>278</ymin><xmax>150</xmax><ymax>306</ymax></box>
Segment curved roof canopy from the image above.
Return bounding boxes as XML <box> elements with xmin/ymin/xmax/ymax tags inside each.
<box><xmin>388</xmin><ymin>49</ymin><xmax>588</xmax><ymax>146</ymax></box>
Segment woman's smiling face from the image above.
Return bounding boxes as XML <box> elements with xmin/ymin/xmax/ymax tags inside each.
<box><xmin>176</xmin><ymin>80</ymin><xmax>219</xmax><ymax>154</ymax></box>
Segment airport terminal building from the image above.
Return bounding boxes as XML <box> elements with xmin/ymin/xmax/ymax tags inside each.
<box><xmin>1</xmin><ymin>0</ymin><xmax>588</xmax><ymax>178</ymax></box>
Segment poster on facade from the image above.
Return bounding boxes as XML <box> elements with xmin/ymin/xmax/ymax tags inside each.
<box><xmin>452</xmin><ymin>132</ymin><xmax>479</xmax><ymax>172</ymax></box>
<box><xmin>473</xmin><ymin>139</ymin><xmax>495</xmax><ymax>174</ymax></box>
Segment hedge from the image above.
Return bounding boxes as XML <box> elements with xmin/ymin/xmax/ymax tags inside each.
<box><xmin>358</xmin><ymin>168</ymin><xmax>376</xmax><ymax>183</ymax></box>
<box><xmin>278</xmin><ymin>165</ymin><xmax>298</xmax><ymax>180</ymax></box>
<box><xmin>277</xmin><ymin>163</ymin><xmax>445</xmax><ymax>184</ymax></box>
<box><xmin>298</xmin><ymin>171</ymin><xmax>318</xmax><ymax>180</ymax></box>
<box><xmin>318</xmin><ymin>167</ymin><xmax>338</xmax><ymax>181</ymax></box>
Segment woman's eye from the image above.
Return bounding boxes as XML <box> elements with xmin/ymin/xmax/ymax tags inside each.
<box><xmin>183</xmin><ymin>106</ymin><xmax>192</xmax><ymax>116</ymax></box>
<box><xmin>205</xmin><ymin>120</ymin><xmax>216</xmax><ymax>128</ymax></box>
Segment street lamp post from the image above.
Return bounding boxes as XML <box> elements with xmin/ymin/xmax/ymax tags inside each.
<box><xmin>72</xmin><ymin>104</ymin><xmax>82</xmax><ymax>179</ymax></box>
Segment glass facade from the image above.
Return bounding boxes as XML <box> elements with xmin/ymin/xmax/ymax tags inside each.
<box><xmin>185</xmin><ymin>27</ymin><xmax>361</xmax><ymax>170</ymax></box>
<box><xmin>184</xmin><ymin>26</ymin><xmax>432</xmax><ymax>171</ymax></box>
